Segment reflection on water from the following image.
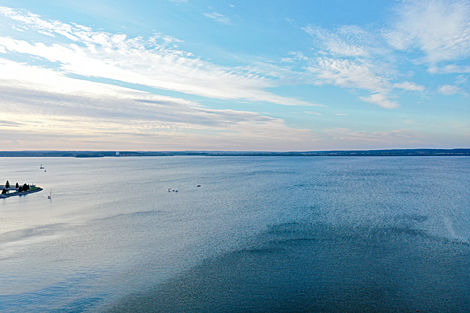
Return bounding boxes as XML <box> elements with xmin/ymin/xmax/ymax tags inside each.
<box><xmin>0</xmin><ymin>156</ymin><xmax>469</xmax><ymax>312</ymax></box>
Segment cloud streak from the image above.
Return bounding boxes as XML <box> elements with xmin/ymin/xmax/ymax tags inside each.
<box><xmin>204</xmin><ymin>12</ymin><xmax>231</xmax><ymax>25</ymax></box>
<box><xmin>437</xmin><ymin>84</ymin><xmax>462</xmax><ymax>95</ymax></box>
<box><xmin>0</xmin><ymin>58</ymin><xmax>316</xmax><ymax>150</ymax></box>
<box><xmin>0</xmin><ymin>6</ymin><xmax>317</xmax><ymax>107</ymax></box>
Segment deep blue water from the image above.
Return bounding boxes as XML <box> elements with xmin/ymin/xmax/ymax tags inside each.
<box><xmin>0</xmin><ymin>156</ymin><xmax>469</xmax><ymax>312</ymax></box>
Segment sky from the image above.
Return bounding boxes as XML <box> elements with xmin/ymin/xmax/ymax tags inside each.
<box><xmin>0</xmin><ymin>0</ymin><xmax>469</xmax><ymax>151</ymax></box>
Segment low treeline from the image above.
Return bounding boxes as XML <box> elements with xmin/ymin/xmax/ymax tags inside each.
<box><xmin>0</xmin><ymin>149</ymin><xmax>469</xmax><ymax>157</ymax></box>
<box><xmin>1</xmin><ymin>181</ymin><xmax>34</xmax><ymax>194</ymax></box>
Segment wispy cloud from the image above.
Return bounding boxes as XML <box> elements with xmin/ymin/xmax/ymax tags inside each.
<box><xmin>0</xmin><ymin>2</ymin><xmax>467</xmax><ymax>150</ymax></box>
<box><xmin>0</xmin><ymin>6</ymin><xmax>326</xmax><ymax>150</ymax></box>
<box><xmin>385</xmin><ymin>0</ymin><xmax>470</xmax><ymax>64</ymax></box>
<box><xmin>204</xmin><ymin>12</ymin><xmax>230</xmax><ymax>25</ymax></box>
<box><xmin>0</xmin><ymin>6</ymin><xmax>317</xmax><ymax>107</ymax></box>
<box><xmin>301</xmin><ymin>25</ymin><xmax>403</xmax><ymax>108</ymax></box>
<box><xmin>359</xmin><ymin>94</ymin><xmax>398</xmax><ymax>109</ymax></box>
<box><xmin>429</xmin><ymin>64</ymin><xmax>470</xmax><ymax>73</ymax></box>
<box><xmin>304</xmin><ymin>55</ymin><xmax>399</xmax><ymax>108</ymax></box>
<box><xmin>393</xmin><ymin>81</ymin><xmax>425</xmax><ymax>92</ymax></box>
<box><xmin>0</xmin><ymin>59</ymin><xmax>316</xmax><ymax>150</ymax></box>
<box><xmin>303</xmin><ymin>25</ymin><xmax>383</xmax><ymax>58</ymax></box>
<box><xmin>309</xmin><ymin>57</ymin><xmax>390</xmax><ymax>93</ymax></box>
<box><xmin>437</xmin><ymin>84</ymin><xmax>462</xmax><ymax>95</ymax></box>
<box><xmin>304</xmin><ymin>111</ymin><xmax>322</xmax><ymax>115</ymax></box>
<box><xmin>300</xmin><ymin>9</ymin><xmax>444</xmax><ymax>109</ymax></box>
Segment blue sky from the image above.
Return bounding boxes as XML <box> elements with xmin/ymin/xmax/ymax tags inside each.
<box><xmin>0</xmin><ymin>0</ymin><xmax>469</xmax><ymax>151</ymax></box>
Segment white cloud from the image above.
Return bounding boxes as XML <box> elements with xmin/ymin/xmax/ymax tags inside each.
<box><xmin>437</xmin><ymin>84</ymin><xmax>461</xmax><ymax>95</ymax></box>
<box><xmin>309</xmin><ymin>57</ymin><xmax>390</xmax><ymax>93</ymax></box>
<box><xmin>304</xmin><ymin>111</ymin><xmax>322</xmax><ymax>115</ymax></box>
<box><xmin>305</xmin><ymin>57</ymin><xmax>399</xmax><ymax>108</ymax></box>
<box><xmin>455</xmin><ymin>75</ymin><xmax>468</xmax><ymax>84</ymax></box>
<box><xmin>303</xmin><ymin>25</ymin><xmax>382</xmax><ymax>58</ymax></box>
<box><xmin>301</xmin><ymin>20</ymin><xmax>432</xmax><ymax>108</ymax></box>
<box><xmin>393</xmin><ymin>81</ymin><xmax>425</xmax><ymax>92</ymax></box>
<box><xmin>359</xmin><ymin>93</ymin><xmax>399</xmax><ymax>109</ymax></box>
<box><xmin>429</xmin><ymin>64</ymin><xmax>470</xmax><ymax>73</ymax></box>
<box><xmin>385</xmin><ymin>0</ymin><xmax>470</xmax><ymax>64</ymax></box>
<box><xmin>0</xmin><ymin>6</ymin><xmax>319</xmax><ymax>107</ymax></box>
<box><xmin>0</xmin><ymin>59</ymin><xmax>317</xmax><ymax>150</ymax></box>
<box><xmin>281</xmin><ymin>58</ymin><xmax>294</xmax><ymax>63</ymax></box>
<box><xmin>204</xmin><ymin>12</ymin><xmax>230</xmax><ymax>25</ymax></box>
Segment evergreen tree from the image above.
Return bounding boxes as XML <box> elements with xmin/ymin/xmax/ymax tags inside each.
<box><xmin>5</xmin><ymin>180</ymin><xmax>10</xmax><ymax>188</ymax></box>
<box><xmin>2</xmin><ymin>188</ymin><xmax>6</xmax><ymax>194</ymax></box>
<box><xmin>16</xmin><ymin>182</ymin><xmax>19</xmax><ymax>188</ymax></box>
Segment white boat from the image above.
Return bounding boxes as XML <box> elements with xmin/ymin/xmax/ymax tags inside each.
<box><xmin>40</xmin><ymin>164</ymin><xmax>44</xmax><ymax>169</ymax></box>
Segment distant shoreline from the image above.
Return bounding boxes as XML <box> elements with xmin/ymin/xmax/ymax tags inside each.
<box><xmin>0</xmin><ymin>149</ymin><xmax>469</xmax><ymax>157</ymax></box>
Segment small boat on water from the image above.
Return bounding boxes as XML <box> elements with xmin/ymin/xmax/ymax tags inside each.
<box><xmin>40</xmin><ymin>164</ymin><xmax>44</xmax><ymax>169</ymax></box>
<box><xmin>48</xmin><ymin>189</ymin><xmax>52</xmax><ymax>199</ymax></box>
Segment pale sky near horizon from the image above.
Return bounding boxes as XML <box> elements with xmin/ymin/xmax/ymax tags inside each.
<box><xmin>0</xmin><ymin>0</ymin><xmax>469</xmax><ymax>151</ymax></box>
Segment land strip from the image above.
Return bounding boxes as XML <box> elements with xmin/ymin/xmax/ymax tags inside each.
<box><xmin>0</xmin><ymin>149</ymin><xmax>469</xmax><ymax>157</ymax></box>
<box><xmin>0</xmin><ymin>186</ymin><xmax>43</xmax><ymax>198</ymax></box>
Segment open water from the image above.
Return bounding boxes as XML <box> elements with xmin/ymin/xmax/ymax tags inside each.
<box><xmin>0</xmin><ymin>156</ymin><xmax>469</xmax><ymax>312</ymax></box>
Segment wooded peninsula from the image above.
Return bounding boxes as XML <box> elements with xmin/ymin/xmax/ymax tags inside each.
<box><xmin>0</xmin><ymin>181</ymin><xmax>42</xmax><ymax>198</ymax></box>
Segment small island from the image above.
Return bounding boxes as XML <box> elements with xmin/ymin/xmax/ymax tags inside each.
<box><xmin>0</xmin><ymin>180</ymin><xmax>43</xmax><ymax>198</ymax></box>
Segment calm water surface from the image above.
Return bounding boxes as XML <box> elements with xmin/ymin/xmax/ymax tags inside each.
<box><xmin>0</xmin><ymin>156</ymin><xmax>469</xmax><ymax>312</ymax></box>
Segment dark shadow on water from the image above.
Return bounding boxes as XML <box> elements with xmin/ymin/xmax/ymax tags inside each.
<box><xmin>90</xmin><ymin>210</ymin><xmax>166</xmax><ymax>223</ymax></box>
<box><xmin>106</xmin><ymin>222</ymin><xmax>470</xmax><ymax>313</ymax></box>
<box><xmin>0</xmin><ymin>223</ymin><xmax>68</xmax><ymax>248</ymax></box>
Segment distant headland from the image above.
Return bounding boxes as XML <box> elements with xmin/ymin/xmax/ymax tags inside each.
<box><xmin>1</xmin><ymin>181</ymin><xmax>42</xmax><ymax>198</ymax></box>
<box><xmin>0</xmin><ymin>149</ymin><xmax>468</xmax><ymax>158</ymax></box>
